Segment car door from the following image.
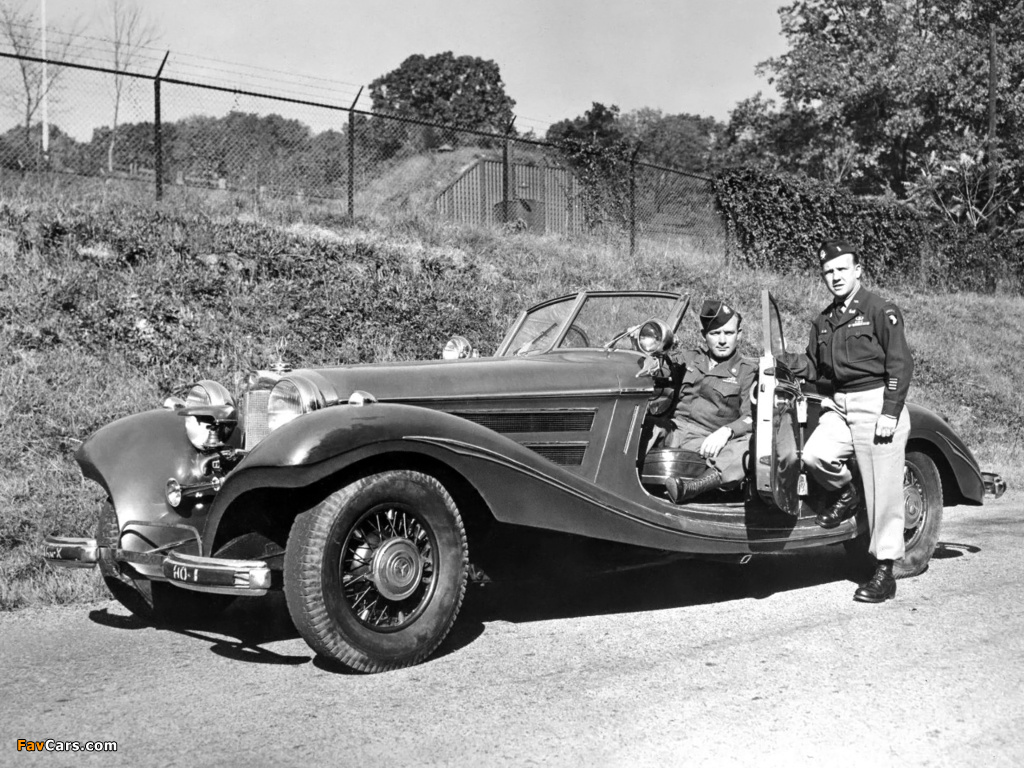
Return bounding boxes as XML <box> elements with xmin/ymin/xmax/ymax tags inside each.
<box><xmin>753</xmin><ymin>290</ymin><xmax>804</xmax><ymax>515</ymax></box>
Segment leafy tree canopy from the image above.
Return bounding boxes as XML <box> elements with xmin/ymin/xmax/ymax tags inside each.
<box><xmin>546</xmin><ymin>102</ymin><xmax>627</xmax><ymax>148</ymax></box>
<box><xmin>620</xmin><ymin>108</ymin><xmax>724</xmax><ymax>172</ymax></box>
<box><xmin>369</xmin><ymin>52</ymin><xmax>516</xmax><ymax>133</ymax></box>
<box><xmin>725</xmin><ymin>0</ymin><xmax>1024</xmax><ymax>206</ymax></box>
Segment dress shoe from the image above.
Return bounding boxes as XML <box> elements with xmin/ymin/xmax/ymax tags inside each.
<box><xmin>666</xmin><ymin>467</ymin><xmax>722</xmax><ymax>504</ymax></box>
<box><xmin>815</xmin><ymin>483</ymin><xmax>862</xmax><ymax>529</ymax></box>
<box><xmin>854</xmin><ymin>561</ymin><xmax>896</xmax><ymax>603</ymax></box>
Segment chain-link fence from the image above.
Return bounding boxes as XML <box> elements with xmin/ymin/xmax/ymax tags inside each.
<box><xmin>0</xmin><ymin>52</ymin><xmax>726</xmax><ymax>254</ymax></box>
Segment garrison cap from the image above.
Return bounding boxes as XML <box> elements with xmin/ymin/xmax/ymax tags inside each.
<box><xmin>699</xmin><ymin>299</ymin><xmax>741</xmax><ymax>333</ymax></box>
<box><xmin>818</xmin><ymin>239</ymin><xmax>857</xmax><ymax>265</ymax></box>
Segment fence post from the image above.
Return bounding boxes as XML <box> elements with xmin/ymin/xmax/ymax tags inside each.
<box><xmin>348</xmin><ymin>87</ymin><xmax>363</xmax><ymax>218</ymax></box>
<box><xmin>501</xmin><ymin>117</ymin><xmax>516</xmax><ymax>222</ymax></box>
<box><xmin>629</xmin><ymin>143</ymin><xmax>641</xmax><ymax>257</ymax></box>
<box><xmin>154</xmin><ymin>52</ymin><xmax>169</xmax><ymax>201</ymax></box>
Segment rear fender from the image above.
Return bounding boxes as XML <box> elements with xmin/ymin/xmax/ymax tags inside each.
<box><xmin>907</xmin><ymin>405</ymin><xmax>985</xmax><ymax>505</ymax></box>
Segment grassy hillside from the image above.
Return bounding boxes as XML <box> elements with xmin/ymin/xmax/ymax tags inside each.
<box><xmin>1</xmin><ymin>196</ymin><xmax>1019</xmax><ymax>610</ymax></box>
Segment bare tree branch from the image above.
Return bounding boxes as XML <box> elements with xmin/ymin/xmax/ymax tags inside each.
<box><xmin>105</xmin><ymin>0</ymin><xmax>158</xmax><ymax>172</ymax></box>
<box><xmin>0</xmin><ymin>0</ymin><xmax>83</xmax><ymax>163</ymax></box>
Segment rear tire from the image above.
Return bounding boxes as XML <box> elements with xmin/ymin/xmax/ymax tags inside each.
<box><xmin>843</xmin><ymin>451</ymin><xmax>943</xmax><ymax>579</ymax></box>
<box><xmin>894</xmin><ymin>451</ymin><xmax>943</xmax><ymax>579</ymax></box>
<box><xmin>284</xmin><ymin>470</ymin><xmax>468</xmax><ymax>673</ymax></box>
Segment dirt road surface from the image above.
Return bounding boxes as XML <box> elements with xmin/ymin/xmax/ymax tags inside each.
<box><xmin>3</xmin><ymin>494</ymin><xmax>1022</xmax><ymax>768</ymax></box>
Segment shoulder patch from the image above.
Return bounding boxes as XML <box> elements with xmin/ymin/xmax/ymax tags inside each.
<box><xmin>885</xmin><ymin>308</ymin><xmax>899</xmax><ymax>326</ymax></box>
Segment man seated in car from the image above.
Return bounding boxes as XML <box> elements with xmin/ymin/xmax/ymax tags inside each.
<box><xmin>662</xmin><ymin>300</ymin><xmax>757</xmax><ymax>503</ymax></box>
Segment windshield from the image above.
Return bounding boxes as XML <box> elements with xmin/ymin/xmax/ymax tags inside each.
<box><xmin>499</xmin><ymin>292</ymin><xmax>683</xmax><ymax>356</ymax></box>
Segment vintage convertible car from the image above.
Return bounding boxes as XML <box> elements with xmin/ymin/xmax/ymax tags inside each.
<box><xmin>45</xmin><ymin>289</ymin><xmax>1005</xmax><ymax>672</ymax></box>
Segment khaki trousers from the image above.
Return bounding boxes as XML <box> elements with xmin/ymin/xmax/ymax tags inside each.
<box><xmin>802</xmin><ymin>387</ymin><xmax>910</xmax><ymax>561</ymax></box>
<box><xmin>664</xmin><ymin>423</ymin><xmax>748</xmax><ymax>486</ymax></box>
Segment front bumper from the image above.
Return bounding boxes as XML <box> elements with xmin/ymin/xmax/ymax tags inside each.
<box><xmin>43</xmin><ymin>534</ymin><xmax>272</xmax><ymax>597</ymax></box>
<box><xmin>162</xmin><ymin>551</ymin><xmax>271</xmax><ymax>596</ymax></box>
<box><xmin>983</xmin><ymin>472</ymin><xmax>1007</xmax><ymax>499</ymax></box>
<box><xmin>43</xmin><ymin>537</ymin><xmax>100</xmax><ymax>568</ymax></box>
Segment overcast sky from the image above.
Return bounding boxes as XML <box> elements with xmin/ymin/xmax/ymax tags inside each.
<box><xmin>28</xmin><ymin>0</ymin><xmax>787</xmax><ymax>135</ymax></box>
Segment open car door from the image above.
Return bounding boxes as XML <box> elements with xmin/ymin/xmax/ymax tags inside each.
<box><xmin>753</xmin><ymin>290</ymin><xmax>804</xmax><ymax>515</ymax></box>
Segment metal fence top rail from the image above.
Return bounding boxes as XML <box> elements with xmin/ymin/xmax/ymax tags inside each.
<box><xmin>0</xmin><ymin>50</ymin><xmax>712</xmax><ymax>183</ymax></box>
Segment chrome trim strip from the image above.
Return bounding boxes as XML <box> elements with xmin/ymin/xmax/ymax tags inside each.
<box><xmin>623</xmin><ymin>404</ymin><xmax>640</xmax><ymax>455</ymax></box>
<box><xmin>593</xmin><ymin>399</ymin><xmax>617</xmax><ymax>478</ymax></box>
<box><xmin>395</xmin><ymin>388</ymin><xmax>647</xmax><ymax>403</ymax></box>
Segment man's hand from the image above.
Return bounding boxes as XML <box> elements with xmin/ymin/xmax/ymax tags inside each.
<box><xmin>699</xmin><ymin>426</ymin><xmax>733</xmax><ymax>458</ymax></box>
<box><xmin>875</xmin><ymin>414</ymin><xmax>898</xmax><ymax>440</ymax></box>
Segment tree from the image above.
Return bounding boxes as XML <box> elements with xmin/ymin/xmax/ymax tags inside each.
<box><xmin>546</xmin><ymin>103</ymin><xmax>635</xmax><ymax>227</ymax></box>
<box><xmin>732</xmin><ymin>0</ymin><xmax>1024</xmax><ymax>209</ymax></box>
<box><xmin>104</xmin><ymin>0</ymin><xmax>158</xmax><ymax>172</ymax></box>
<box><xmin>369</xmin><ymin>52</ymin><xmax>516</xmax><ymax>135</ymax></box>
<box><xmin>619</xmin><ymin>108</ymin><xmax>725</xmax><ymax>172</ymax></box>
<box><xmin>0</xmin><ymin>0</ymin><xmax>82</xmax><ymax>162</ymax></box>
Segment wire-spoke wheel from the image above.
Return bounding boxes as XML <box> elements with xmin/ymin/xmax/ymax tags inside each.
<box><xmin>843</xmin><ymin>451</ymin><xmax>943</xmax><ymax>580</ymax></box>
<box><xmin>894</xmin><ymin>451</ymin><xmax>943</xmax><ymax>579</ymax></box>
<box><xmin>285</xmin><ymin>470</ymin><xmax>468</xmax><ymax>673</ymax></box>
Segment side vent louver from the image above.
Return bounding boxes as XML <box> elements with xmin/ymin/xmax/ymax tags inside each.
<box><xmin>452</xmin><ymin>410</ymin><xmax>595</xmax><ymax>433</ymax></box>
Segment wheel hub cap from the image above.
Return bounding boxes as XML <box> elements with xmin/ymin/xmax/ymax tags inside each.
<box><xmin>371</xmin><ymin>538</ymin><xmax>424</xmax><ymax>601</ymax></box>
<box><xmin>904</xmin><ymin>473</ymin><xmax>925</xmax><ymax>530</ymax></box>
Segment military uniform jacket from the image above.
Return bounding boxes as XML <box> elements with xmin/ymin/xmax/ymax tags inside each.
<box><xmin>789</xmin><ymin>286</ymin><xmax>914</xmax><ymax>418</ymax></box>
<box><xmin>666</xmin><ymin>347</ymin><xmax>757</xmax><ymax>436</ymax></box>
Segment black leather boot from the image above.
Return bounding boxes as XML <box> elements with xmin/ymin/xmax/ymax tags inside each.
<box><xmin>815</xmin><ymin>483</ymin><xmax>862</xmax><ymax>529</ymax></box>
<box><xmin>665</xmin><ymin>467</ymin><xmax>722</xmax><ymax>504</ymax></box>
<box><xmin>854</xmin><ymin>560</ymin><xmax>896</xmax><ymax>603</ymax></box>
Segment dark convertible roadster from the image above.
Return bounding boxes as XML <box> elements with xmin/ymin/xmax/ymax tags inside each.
<box><xmin>45</xmin><ymin>290</ymin><xmax>1005</xmax><ymax>672</ymax></box>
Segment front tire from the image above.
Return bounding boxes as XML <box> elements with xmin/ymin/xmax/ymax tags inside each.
<box><xmin>284</xmin><ymin>470</ymin><xmax>468</xmax><ymax>673</ymax></box>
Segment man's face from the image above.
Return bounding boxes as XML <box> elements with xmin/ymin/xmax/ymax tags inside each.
<box><xmin>703</xmin><ymin>315</ymin><xmax>741</xmax><ymax>362</ymax></box>
<box><xmin>820</xmin><ymin>253</ymin><xmax>862</xmax><ymax>300</ymax></box>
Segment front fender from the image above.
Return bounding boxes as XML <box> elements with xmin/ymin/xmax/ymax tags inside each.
<box><xmin>76</xmin><ymin>409</ymin><xmax>207</xmax><ymax>552</ymax></box>
<box><xmin>207</xmin><ymin>403</ymin><xmax>548</xmax><ymax>526</ymax></box>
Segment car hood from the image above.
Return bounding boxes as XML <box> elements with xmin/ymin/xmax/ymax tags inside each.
<box><xmin>292</xmin><ymin>350</ymin><xmax>652</xmax><ymax>404</ymax></box>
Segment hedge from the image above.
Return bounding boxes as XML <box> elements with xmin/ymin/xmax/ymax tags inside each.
<box><xmin>712</xmin><ymin>167</ymin><xmax>1024</xmax><ymax>294</ymax></box>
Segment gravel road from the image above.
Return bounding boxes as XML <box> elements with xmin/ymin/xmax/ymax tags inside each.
<box><xmin>3</xmin><ymin>494</ymin><xmax>1022</xmax><ymax>768</ymax></box>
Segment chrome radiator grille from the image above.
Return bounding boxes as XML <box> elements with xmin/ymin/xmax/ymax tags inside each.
<box><xmin>242</xmin><ymin>388</ymin><xmax>272</xmax><ymax>448</ymax></box>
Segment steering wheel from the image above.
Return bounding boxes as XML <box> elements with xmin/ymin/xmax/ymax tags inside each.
<box><xmin>562</xmin><ymin>324</ymin><xmax>591</xmax><ymax>348</ymax></box>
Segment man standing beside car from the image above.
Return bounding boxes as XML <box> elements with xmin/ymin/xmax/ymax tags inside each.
<box><xmin>783</xmin><ymin>239</ymin><xmax>914</xmax><ymax>603</ymax></box>
<box><xmin>663</xmin><ymin>300</ymin><xmax>757</xmax><ymax>504</ymax></box>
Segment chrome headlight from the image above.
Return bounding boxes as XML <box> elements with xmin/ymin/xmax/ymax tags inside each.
<box><xmin>442</xmin><ymin>335</ymin><xmax>474</xmax><ymax>360</ymax></box>
<box><xmin>267</xmin><ymin>377</ymin><xmax>324</xmax><ymax>432</ymax></box>
<box><xmin>185</xmin><ymin>380</ymin><xmax>234</xmax><ymax>408</ymax></box>
<box><xmin>638</xmin><ymin>320</ymin><xmax>674</xmax><ymax>354</ymax></box>
<box><xmin>181</xmin><ymin>404</ymin><xmax>238</xmax><ymax>452</ymax></box>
